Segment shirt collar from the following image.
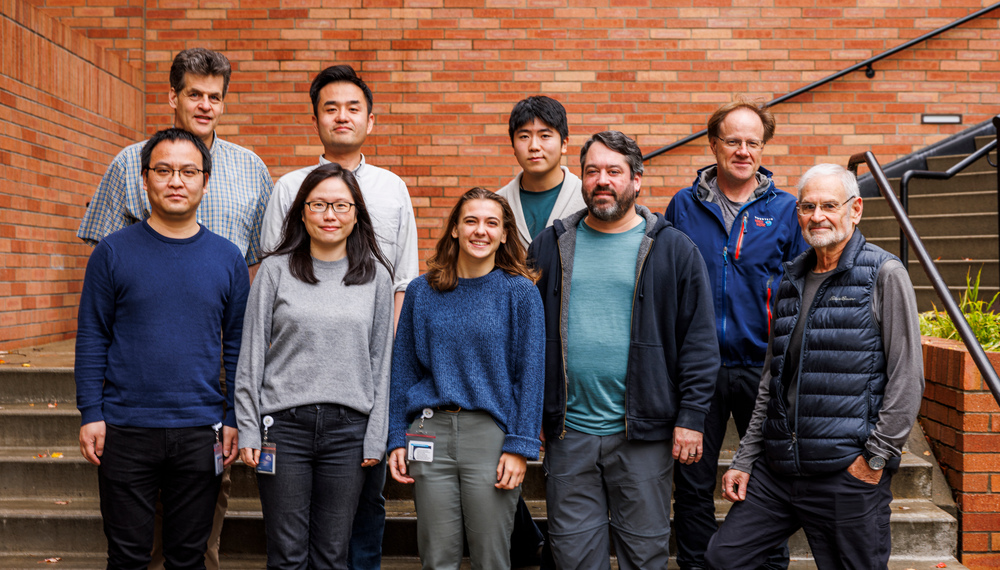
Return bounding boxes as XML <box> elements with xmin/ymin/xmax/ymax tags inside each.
<box><xmin>318</xmin><ymin>153</ymin><xmax>366</xmax><ymax>177</ymax></box>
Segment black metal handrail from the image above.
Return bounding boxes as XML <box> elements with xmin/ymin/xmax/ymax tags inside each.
<box><xmin>643</xmin><ymin>1</ymin><xmax>1000</xmax><ymax>162</ymax></box>
<box><xmin>848</xmin><ymin>151</ymin><xmax>1000</xmax><ymax>405</ymax></box>
<box><xmin>895</xmin><ymin>131</ymin><xmax>998</xmax><ymax>267</ymax></box>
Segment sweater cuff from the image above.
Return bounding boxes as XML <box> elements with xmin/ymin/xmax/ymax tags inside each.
<box><xmin>224</xmin><ymin>408</ymin><xmax>237</xmax><ymax>429</ymax></box>
<box><xmin>79</xmin><ymin>406</ymin><xmax>104</xmax><ymax>426</ymax></box>
<box><xmin>387</xmin><ymin>431</ymin><xmax>406</xmax><ymax>454</ymax></box>
<box><xmin>502</xmin><ymin>434</ymin><xmax>541</xmax><ymax>461</ymax></box>
<box><xmin>239</xmin><ymin>430</ymin><xmax>261</xmax><ymax>451</ymax></box>
<box><xmin>675</xmin><ymin>408</ymin><xmax>707</xmax><ymax>434</ymax></box>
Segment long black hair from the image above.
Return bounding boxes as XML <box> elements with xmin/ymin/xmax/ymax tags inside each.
<box><xmin>270</xmin><ymin>162</ymin><xmax>393</xmax><ymax>286</ymax></box>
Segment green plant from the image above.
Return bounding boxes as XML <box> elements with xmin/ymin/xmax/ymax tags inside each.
<box><xmin>919</xmin><ymin>268</ymin><xmax>1000</xmax><ymax>352</ymax></box>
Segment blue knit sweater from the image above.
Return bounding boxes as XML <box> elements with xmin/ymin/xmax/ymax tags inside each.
<box><xmin>388</xmin><ymin>270</ymin><xmax>545</xmax><ymax>459</ymax></box>
<box><xmin>75</xmin><ymin>221</ymin><xmax>249</xmax><ymax>428</ymax></box>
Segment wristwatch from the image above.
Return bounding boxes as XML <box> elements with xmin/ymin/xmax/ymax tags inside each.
<box><xmin>862</xmin><ymin>449</ymin><xmax>886</xmax><ymax>471</ymax></box>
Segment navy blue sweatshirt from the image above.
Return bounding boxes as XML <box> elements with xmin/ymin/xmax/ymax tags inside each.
<box><xmin>75</xmin><ymin>221</ymin><xmax>249</xmax><ymax>428</ymax></box>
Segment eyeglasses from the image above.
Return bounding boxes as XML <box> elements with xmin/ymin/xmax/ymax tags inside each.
<box><xmin>714</xmin><ymin>137</ymin><xmax>765</xmax><ymax>151</ymax></box>
<box><xmin>146</xmin><ymin>167</ymin><xmax>205</xmax><ymax>183</ymax></box>
<box><xmin>796</xmin><ymin>197</ymin><xmax>856</xmax><ymax>216</ymax></box>
<box><xmin>305</xmin><ymin>201</ymin><xmax>355</xmax><ymax>214</ymax></box>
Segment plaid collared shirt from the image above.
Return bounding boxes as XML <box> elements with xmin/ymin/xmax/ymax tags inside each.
<box><xmin>78</xmin><ymin>134</ymin><xmax>274</xmax><ymax>265</ymax></box>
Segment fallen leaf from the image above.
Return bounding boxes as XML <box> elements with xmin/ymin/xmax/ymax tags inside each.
<box><xmin>47</xmin><ymin>402</ymin><xmax>57</xmax><ymax>408</ymax></box>
<box><xmin>0</xmin><ymin>359</ymin><xmax>5</xmax><ymax>364</ymax></box>
<box><xmin>22</xmin><ymin>363</ymin><xmax>30</xmax><ymax>367</ymax></box>
<box><xmin>51</xmin><ymin>452</ymin><xmax>63</xmax><ymax>459</ymax></box>
<box><xmin>29</xmin><ymin>403</ymin><xmax>35</xmax><ymax>407</ymax></box>
<box><xmin>54</xmin><ymin>500</ymin><xmax>69</xmax><ymax>505</ymax></box>
<box><xmin>898</xmin><ymin>506</ymin><xmax>910</xmax><ymax>510</ymax></box>
<box><xmin>937</xmin><ymin>564</ymin><xmax>947</xmax><ymax>568</ymax></box>
<box><xmin>40</xmin><ymin>557</ymin><xmax>61</xmax><ymax>563</ymax></box>
<box><xmin>34</xmin><ymin>453</ymin><xmax>47</xmax><ymax>459</ymax></box>
<box><xmin>924</xmin><ymin>451</ymin><xmax>931</xmax><ymax>456</ymax></box>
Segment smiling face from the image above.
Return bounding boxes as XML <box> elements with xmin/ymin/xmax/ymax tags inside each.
<box><xmin>581</xmin><ymin>141</ymin><xmax>641</xmax><ymax>222</ymax></box>
<box><xmin>142</xmin><ymin>139</ymin><xmax>208</xmax><ymax>222</ymax></box>
<box><xmin>301</xmin><ymin>176</ymin><xmax>357</xmax><ymax>260</ymax></box>
<box><xmin>512</xmin><ymin>117</ymin><xmax>568</xmax><ymax>179</ymax></box>
<box><xmin>798</xmin><ymin>174</ymin><xmax>862</xmax><ymax>250</ymax></box>
<box><xmin>168</xmin><ymin>73</ymin><xmax>225</xmax><ymax>147</ymax></box>
<box><xmin>451</xmin><ymin>198</ymin><xmax>507</xmax><ymax>266</ymax></box>
<box><xmin>312</xmin><ymin>81</ymin><xmax>374</xmax><ymax>157</ymax></box>
<box><xmin>710</xmin><ymin>107</ymin><xmax>766</xmax><ymax>190</ymax></box>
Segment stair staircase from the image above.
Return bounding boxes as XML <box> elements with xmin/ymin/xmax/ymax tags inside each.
<box><xmin>860</xmin><ymin>134</ymin><xmax>999</xmax><ymax>312</ymax></box>
<box><xmin>0</xmin><ymin>341</ymin><xmax>968</xmax><ymax>569</ymax></box>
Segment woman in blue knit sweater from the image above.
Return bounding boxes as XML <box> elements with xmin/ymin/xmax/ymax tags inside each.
<box><xmin>388</xmin><ymin>187</ymin><xmax>545</xmax><ymax>569</ymax></box>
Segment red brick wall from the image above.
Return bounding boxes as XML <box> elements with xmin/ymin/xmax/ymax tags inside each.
<box><xmin>921</xmin><ymin>337</ymin><xmax>1000</xmax><ymax>568</ymax></box>
<box><xmin>0</xmin><ymin>0</ymin><xmax>144</xmax><ymax>351</ymax></box>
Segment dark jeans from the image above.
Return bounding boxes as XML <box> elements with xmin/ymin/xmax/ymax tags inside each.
<box><xmin>348</xmin><ymin>458</ymin><xmax>387</xmax><ymax>570</ymax></box>
<box><xmin>706</xmin><ymin>461</ymin><xmax>894</xmax><ymax>570</ymax></box>
<box><xmin>98</xmin><ymin>424</ymin><xmax>221</xmax><ymax>570</ymax></box>
<box><xmin>256</xmin><ymin>404</ymin><xmax>368</xmax><ymax>570</ymax></box>
<box><xmin>673</xmin><ymin>365</ymin><xmax>789</xmax><ymax>570</ymax></box>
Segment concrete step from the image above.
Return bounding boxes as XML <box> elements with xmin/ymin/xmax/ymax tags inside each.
<box><xmin>867</xmin><ymin>235</ymin><xmax>998</xmax><ymax>262</ymax></box>
<box><xmin>914</xmin><ymin>285</ymin><xmax>999</xmax><ymax>314</ymax></box>
<box><xmin>885</xmin><ymin>170</ymin><xmax>997</xmax><ymax>195</ymax></box>
<box><xmin>861</xmin><ymin>211</ymin><xmax>998</xmax><ymax>239</ymax></box>
<box><xmin>0</xmin><ymin>496</ymin><xmax>956</xmax><ymax>561</ymax></box>
<box><xmin>926</xmin><ymin>150</ymin><xmax>998</xmax><ymax>173</ymax></box>
<box><xmin>975</xmin><ymin>134</ymin><xmax>997</xmax><ymax>150</ymax></box>
<box><xmin>862</xmin><ymin>191</ymin><xmax>997</xmax><ymax>218</ymax></box>
<box><xmin>906</xmin><ymin>259</ymin><xmax>999</xmax><ymax>290</ymax></box>
<box><xmin>0</xmin><ymin>367</ymin><xmax>76</xmax><ymax>405</ymax></box>
<box><xmin>0</xmin><ymin>405</ymin><xmax>81</xmax><ymax>447</ymax></box>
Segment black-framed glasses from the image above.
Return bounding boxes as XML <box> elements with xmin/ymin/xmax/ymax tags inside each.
<box><xmin>146</xmin><ymin>167</ymin><xmax>205</xmax><ymax>183</ymax></box>
<box><xmin>305</xmin><ymin>201</ymin><xmax>355</xmax><ymax>214</ymax></box>
<box><xmin>796</xmin><ymin>196</ymin><xmax>856</xmax><ymax>216</ymax></box>
<box><xmin>714</xmin><ymin>136</ymin><xmax>765</xmax><ymax>151</ymax></box>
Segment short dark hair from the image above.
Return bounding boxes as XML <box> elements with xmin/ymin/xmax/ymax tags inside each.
<box><xmin>141</xmin><ymin>128</ymin><xmax>212</xmax><ymax>176</ymax></box>
<box><xmin>579</xmin><ymin>131</ymin><xmax>644</xmax><ymax>178</ymax></box>
<box><xmin>507</xmin><ymin>96</ymin><xmax>569</xmax><ymax>144</ymax></box>
<box><xmin>270</xmin><ymin>163</ymin><xmax>392</xmax><ymax>286</ymax></box>
<box><xmin>707</xmin><ymin>96</ymin><xmax>776</xmax><ymax>143</ymax></box>
<box><xmin>170</xmin><ymin>48</ymin><xmax>232</xmax><ymax>98</ymax></box>
<box><xmin>309</xmin><ymin>65</ymin><xmax>374</xmax><ymax>117</ymax></box>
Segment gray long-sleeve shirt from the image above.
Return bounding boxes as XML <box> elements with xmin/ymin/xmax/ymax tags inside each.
<box><xmin>731</xmin><ymin>258</ymin><xmax>924</xmax><ymax>473</ymax></box>
<box><xmin>235</xmin><ymin>254</ymin><xmax>394</xmax><ymax>459</ymax></box>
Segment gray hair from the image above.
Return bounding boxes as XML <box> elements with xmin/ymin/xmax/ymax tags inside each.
<box><xmin>580</xmin><ymin>131</ymin><xmax>644</xmax><ymax>178</ymax></box>
<box><xmin>796</xmin><ymin>163</ymin><xmax>860</xmax><ymax>200</ymax></box>
<box><xmin>170</xmin><ymin>48</ymin><xmax>233</xmax><ymax>98</ymax></box>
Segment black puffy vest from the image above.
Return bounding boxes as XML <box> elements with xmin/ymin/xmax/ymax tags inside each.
<box><xmin>762</xmin><ymin>231</ymin><xmax>895</xmax><ymax>476</ymax></box>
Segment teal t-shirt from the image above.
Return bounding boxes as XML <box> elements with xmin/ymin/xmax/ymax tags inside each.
<box><xmin>520</xmin><ymin>181</ymin><xmax>563</xmax><ymax>240</ymax></box>
<box><xmin>565</xmin><ymin>218</ymin><xmax>646</xmax><ymax>436</ymax></box>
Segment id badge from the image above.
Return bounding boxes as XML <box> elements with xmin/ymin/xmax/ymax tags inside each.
<box><xmin>257</xmin><ymin>444</ymin><xmax>277</xmax><ymax>475</ymax></box>
<box><xmin>213</xmin><ymin>441</ymin><xmax>224</xmax><ymax>476</ymax></box>
<box><xmin>406</xmin><ymin>433</ymin><xmax>436</xmax><ymax>463</ymax></box>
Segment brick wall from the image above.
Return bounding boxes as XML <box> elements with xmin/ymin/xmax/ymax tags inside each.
<box><xmin>920</xmin><ymin>337</ymin><xmax>1000</xmax><ymax>568</ymax></box>
<box><xmin>0</xmin><ymin>0</ymin><xmax>144</xmax><ymax>351</ymax></box>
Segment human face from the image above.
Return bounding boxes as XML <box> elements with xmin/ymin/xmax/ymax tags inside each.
<box><xmin>312</xmin><ymin>82</ymin><xmax>374</xmax><ymax>156</ymax></box>
<box><xmin>142</xmin><ymin>139</ymin><xmax>208</xmax><ymax>220</ymax></box>
<box><xmin>710</xmin><ymin>108</ymin><xmax>766</xmax><ymax>189</ymax></box>
<box><xmin>581</xmin><ymin>142</ymin><xmax>641</xmax><ymax>222</ymax></box>
<box><xmin>301</xmin><ymin>177</ymin><xmax>357</xmax><ymax>260</ymax></box>
<box><xmin>512</xmin><ymin>118</ymin><xmax>568</xmax><ymax>178</ymax></box>
<box><xmin>797</xmin><ymin>175</ymin><xmax>862</xmax><ymax>249</ymax></box>
<box><xmin>451</xmin><ymin>199</ymin><xmax>507</xmax><ymax>265</ymax></box>
<box><xmin>168</xmin><ymin>74</ymin><xmax>225</xmax><ymax>146</ymax></box>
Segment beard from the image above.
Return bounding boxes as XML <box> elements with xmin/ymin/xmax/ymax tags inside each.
<box><xmin>584</xmin><ymin>184</ymin><xmax>636</xmax><ymax>222</ymax></box>
<box><xmin>803</xmin><ymin>222</ymin><xmax>848</xmax><ymax>248</ymax></box>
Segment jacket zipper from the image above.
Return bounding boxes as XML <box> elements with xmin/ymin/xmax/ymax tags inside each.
<box><xmin>557</xmin><ymin>244</ymin><xmax>568</xmax><ymax>440</ymax></box>
<box><xmin>721</xmin><ymin>247</ymin><xmax>728</xmax><ymax>348</ymax></box>
<box><xmin>734</xmin><ymin>213</ymin><xmax>748</xmax><ymax>260</ymax></box>
<box><xmin>624</xmin><ymin>241</ymin><xmax>653</xmax><ymax>439</ymax></box>
<box><xmin>766</xmin><ymin>275</ymin><xmax>774</xmax><ymax>339</ymax></box>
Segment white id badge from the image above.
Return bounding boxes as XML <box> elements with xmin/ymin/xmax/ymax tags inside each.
<box><xmin>406</xmin><ymin>433</ymin><xmax>436</xmax><ymax>463</ymax></box>
<box><xmin>213</xmin><ymin>441</ymin><xmax>224</xmax><ymax>476</ymax></box>
<box><xmin>257</xmin><ymin>444</ymin><xmax>277</xmax><ymax>475</ymax></box>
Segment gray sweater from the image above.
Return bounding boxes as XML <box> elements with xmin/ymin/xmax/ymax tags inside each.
<box><xmin>235</xmin><ymin>254</ymin><xmax>394</xmax><ymax>459</ymax></box>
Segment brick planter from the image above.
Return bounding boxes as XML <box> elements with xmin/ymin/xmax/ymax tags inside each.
<box><xmin>920</xmin><ymin>336</ymin><xmax>1000</xmax><ymax>568</ymax></box>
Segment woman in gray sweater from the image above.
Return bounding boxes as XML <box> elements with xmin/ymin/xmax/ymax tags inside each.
<box><xmin>235</xmin><ymin>163</ymin><xmax>394</xmax><ymax>570</ymax></box>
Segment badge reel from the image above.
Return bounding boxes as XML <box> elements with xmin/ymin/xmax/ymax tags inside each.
<box><xmin>212</xmin><ymin>422</ymin><xmax>224</xmax><ymax>476</ymax></box>
<box><xmin>405</xmin><ymin>408</ymin><xmax>436</xmax><ymax>463</ymax></box>
<box><xmin>257</xmin><ymin>415</ymin><xmax>277</xmax><ymax>475</ymax></box>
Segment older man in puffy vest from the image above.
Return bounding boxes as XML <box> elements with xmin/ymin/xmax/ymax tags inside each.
<box><xmin>706</xmin><ymin>163</ymin><xmax>924</xmax><ymax>570</ymax></box>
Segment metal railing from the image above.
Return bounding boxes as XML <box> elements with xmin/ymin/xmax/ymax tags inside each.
<box><xmin>848</xmin><ymin>151</ymin><xmax>1000</xmax><ymax>405</ymax></box>
<box><xmin>643</xmin><ymin>1</ymin><xmax>1000</xmax><ymax>162</ymax></box>
<box><xmin>894</xmin><ymin>124</ymin><xmax>998</xmax><ymax>267</ymax></box>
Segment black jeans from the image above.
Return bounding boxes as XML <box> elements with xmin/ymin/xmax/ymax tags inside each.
<box><xmin>99</xmin><ymin>424</ymin><xmax>221</xmax><ymax>570</ymax></box>
<box><xmin>673</xmin><ymin>365</ymin><xmax>789</xmax><ymax>570</ymax></box>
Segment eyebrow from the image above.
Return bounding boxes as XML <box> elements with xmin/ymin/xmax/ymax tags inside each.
<box><xmin>323</xmin><ymin>99</ymin><xmax>363</xmax><ymax>107</ymax></box>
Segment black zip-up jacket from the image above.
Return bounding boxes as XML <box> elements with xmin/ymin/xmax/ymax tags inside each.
<box><xmin>528</xmin><ymin>206</ymin><xmax>720</xmax><ymax>442</ymax></box>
